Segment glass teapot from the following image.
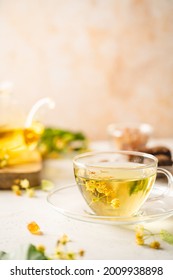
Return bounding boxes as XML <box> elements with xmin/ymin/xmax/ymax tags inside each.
<box><xmin>0</xmin><ymin>82</ymin><xmax>55</xmax><ymax>168</ymax></box>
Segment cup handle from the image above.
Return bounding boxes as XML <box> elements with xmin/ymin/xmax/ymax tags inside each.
<box><xmin>148</xmin><ymin>167</ymin><xmax>173</xmax><ymax>201</ymax></box>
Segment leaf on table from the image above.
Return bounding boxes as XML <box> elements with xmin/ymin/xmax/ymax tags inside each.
<box><xmin>0</xmin><ymin>244</ymin><xmax>48</xmax><ymax>260</ymax></box>
<box><xmin>160</xmin><ymin>230</ymin><xmax>173</xmax><ymax>245</ymax></box>
<box><xmin>0</xmin><ymin>245</ymin><xmax>28</xmax><ymax>260</ymax></box>
<box><xmin>27</xmin><ymin>244</ymin><xmax>48</xmax><ymax>260</ymax></box>
<box><xmin>41</xmin><ymin>180</ymin><xmax>54</xmax><ymax>192</ymax></box>
<box><xmin>0</xmin><ymin>251</ymin><xmax>9</xmax><ymax>260</ymax></box>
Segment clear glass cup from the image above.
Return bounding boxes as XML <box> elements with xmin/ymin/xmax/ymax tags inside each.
<box><xmin>73</xmin><ymin>151</ymin><xmax>173</xmax><ymax>217</ymax></box>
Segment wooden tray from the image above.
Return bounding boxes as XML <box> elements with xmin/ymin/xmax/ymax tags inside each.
<box><xmin>0</xmin><ymin>162</ymin><xmax>42</xmax><ymax>190</ymax></box>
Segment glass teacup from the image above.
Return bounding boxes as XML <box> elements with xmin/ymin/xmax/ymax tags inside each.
<box><xmin>73</xmin><ymin>151</ymin><xmax>173</xmax><ymax>217</ymax></box>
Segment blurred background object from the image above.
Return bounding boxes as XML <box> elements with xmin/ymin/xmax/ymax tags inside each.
<box><xmin>0</xmin><ymin>0</ymin><xmax>173</xmax><ymax>140</ymax></box>
<box><xmin>0</xmin><ymin>82</ymin><xmax>55</xmax><ymax>168</ymax></box>
<box><xmin>107</xmin><ymin>122</ymin><xmax>153</xmax><ymax>150</ymax></box>
<box><xmin>38</xmin><ymin>127</ymin><xmax>88</xmax><ymax>159</ymax></box>
<box><xmin>107</xmin><ymin>122</ymin><xmax>173</xmax><ymax>170</ymax></box>
<box><xmin>0</xmin><ymin>82</ymin><xmax>57</xmax><ymax>188</ymax></box>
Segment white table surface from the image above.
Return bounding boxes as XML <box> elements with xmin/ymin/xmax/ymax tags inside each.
<box><xmin>0</xmin><ymin>139</ymin><xmax>173</xmax><ymax>260</ymax></box>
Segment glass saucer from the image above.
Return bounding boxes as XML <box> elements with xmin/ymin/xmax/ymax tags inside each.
<box><xmin>47</xmin><ymin>183</ymin><xmax>173</xmax><ymax>225</ymax></box>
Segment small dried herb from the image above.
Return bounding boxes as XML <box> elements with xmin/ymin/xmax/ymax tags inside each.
<box><xmin>135</xmin><ymin>226</ymin><xmax>173</xmax><ymax>249</ymax></box>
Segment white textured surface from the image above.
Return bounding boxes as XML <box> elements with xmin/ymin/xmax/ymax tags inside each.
<box><xmin>0</xmin><ymin>186</ymin><xmax>173</xmax><ymax>260</ymax></box>
<box><xmin>0</xmin><ymin>139</ymin><xmax>173</xmax><ymax>260</ymax></box>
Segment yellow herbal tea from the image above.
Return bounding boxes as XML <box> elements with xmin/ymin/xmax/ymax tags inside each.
<box><xmin>74</xmin><ymin>163</ymin><xmax>156</xmax><ymax>216</ymax></box>
<box><xmin>0</xmin><ymin>123</ymin><xmax>43</xmax><ymax>167</ymax></box>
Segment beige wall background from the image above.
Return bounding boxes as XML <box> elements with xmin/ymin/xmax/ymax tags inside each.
<box><xmin>0</xmin><ymin>0</ymin><xmax>173</xmax><ymax>140</ymax></box>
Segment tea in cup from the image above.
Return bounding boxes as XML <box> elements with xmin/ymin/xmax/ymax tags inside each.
<box><xmin>73</xmin><ymin>151</ymin><xmax>172</xmax><ymax>217</ymax></box>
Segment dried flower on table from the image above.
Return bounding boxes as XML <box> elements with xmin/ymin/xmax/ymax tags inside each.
<box><xmin>20</xmin><ymin>179</ymin><xmax>30</xmax><ymax>189</ymax></box>
<box><xmin>135</xmin><ymin>226</ymin><xmax>173</xmax><ymax>249</ymax></box>
<box><xmin>11</xmin><ymin>178</ymin><xmax>54</xmax><ymax>197</ymax></box>
<box><xmin>149</xmin><ymin>241</ymin><xmax>161</xmax><ymax>249</ymax></box>
<box><xmin>11</xmin><ymin>179</ymin><xmax>31</xmax><ymax>197</ymax></box>
<box><xmin>27</xmin><ymin>221</ymin><xmax>42</xmax><ymax>235</ymax></box>
<box><xmin>36</xmin><ymin>244</ymin><xmax>46</xmax><ymax>253</ymax></box>
<box><xmin>53</xmin><ymin>234</ymin><xmax>85</xmax><ymax>260</ymax></box>
<box><xmin>40</xmin><ymin>180</ymin><xmax>54</xmax><ymax>192</ymax></box>
<box><xmin>57</xmin><ymin>234</ymin><xmax>70</xmax><ymax>245</ymax></box>
<box><xmin>0</xmin><ymin>224</ymin><xmax>83</xmax><ymax>260</ymax></box>
<box><xmin>11</xmin><ymin>185</ymin><xmax>22</xmax><ymax>196</ymax></box>
<box><xmin>26</xmin><ymin>188</ymin><xmax>35</xmax><ymax>197</ymax></box>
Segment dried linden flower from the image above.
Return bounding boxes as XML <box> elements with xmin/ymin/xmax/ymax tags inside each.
<box><xmin>12</xmin><ymin>185</ymin><xmax>22</xmax><ymax>196</ymax></box>
<box><xmin>26</xmin><ymin>188</ymin><xmax>35</xmax><ymax>198</ymax></box>
<box><xmin>36</xmin><ymin>244</ymin><xmax>46</xmax><ymax>253</ymax></box>
<box><xmin>135</xmin><ymin>225</ymin><xmax>145</xmax><ymax>246</ymax></box>
<box><xmin>111</xmin><ymin>198</ymin><xmax>120</xmax><ymax>209</ymax></box>
<box><xmin>150</xmin><ymin>241</ymin><xmax>161</xmax><ymax>249</ymax></box>
<box><xmin>20</xmin><ymin>179</ymin><xmax>30</xmax><ymax>189</ymax></box>
<box><xmin>54</xmin><ymin>249</ymin><xmax>64</xmax><ymax>259</ymax></box>
<box><xmin>11</xmin><ymin>178</ymin><xmax>54</xmax><ymax>198</ymax></box>
<box><xmin>136</xmin><ymin>236</ymin><xmax>145</xmax><ymax>246</ymax></box>
<box><xmin>135</xmin><ymin>226</ymin><xmax>164</xmax><ymax>249</ymax></box>
<box><xmin>58</xmin><ymin>234</ymin><xmax>70</xmax><ymax>245</ymax></box>
<box><xmin>78</xmin><ymin>249</ymin><xmax>85</xmax><ymax>257</ymax></box>
<box><xmin>27</xmin><ymin>221</ymin><xmax>42</xmax><ymax>235</ymax></box>
<box><xmin>67</xmin><ymin>252</ymin><xmax>75</xmax><ymax>260</ymax></box>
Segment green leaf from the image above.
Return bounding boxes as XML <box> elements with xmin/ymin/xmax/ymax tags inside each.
<box><xmin>129</xmin><ymin>178</ymin><xmax>149</xmax><ymax>196</ymax></box>
<box><xmin>0</xmin><ymin>244</ymin><xmax>48</xmax><ymax>260</ymax></box>
<box><xmin>38</xmin><ymin>127</ymin><xmax>88</xmax><ymax>158</ymax></box>
<box><xmin>0</xmin><ymin>245</ymin><xmax>29</xmax><ymax>260</ymax></box>
<box><xmin>0</xmin><ymin>251</ymin><xmax>9</xmax><ymax>260</ymax></box>
<box><xmin>160</xmin><ymin>230</ymin><xmax>173</xmax><ymax>245</ymax></box>
<box><xmin>129</xmin><ymin>181</ymin><xmax>139</xmax><ymax>195</ymax></box>
<box><xmin>27</xmin><ymin>244</ymin><xmax>48</xmax><ymax>260</ymax></box>
<box><xmin>41</xmin><ymin>179</ymin><xmax>54</xmax><ymax>192</ymax></box>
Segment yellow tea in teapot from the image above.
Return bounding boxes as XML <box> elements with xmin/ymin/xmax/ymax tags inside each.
<box><xmin>0</xmin><ymin>123</ymin><xmax>44</xmax><ymax>167</ymax></box>
<box><xmin>74</xmin><ymin>163</ymin><xmax>156</xmax><ymax>216</ymax></box>
<box><xmin>0</xmin><ymin>123</ymin><xmax>43</xmax><ymax>150</ymax></box>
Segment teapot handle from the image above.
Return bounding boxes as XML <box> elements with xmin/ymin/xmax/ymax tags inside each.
<box><xmin>25</xmin><ymin>97</ymin><xmax>55</xmax><ymax>128</ymax></box>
